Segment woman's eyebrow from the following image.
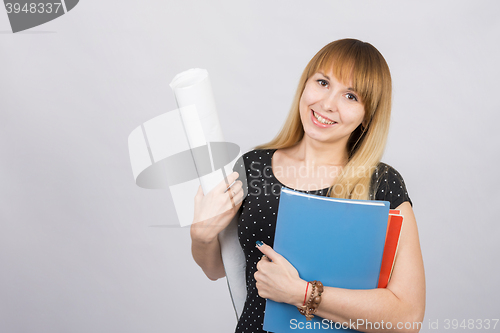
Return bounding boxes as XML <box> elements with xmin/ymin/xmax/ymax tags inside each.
<box><xmin>318</xmin><ymin>72</ymin><xmax>331</xmax><ymax>81</ymax></box>
<box><xmin>319</xmin><ymin>72</ymin><xmax>355</xmax><ymax>91</ymax></box>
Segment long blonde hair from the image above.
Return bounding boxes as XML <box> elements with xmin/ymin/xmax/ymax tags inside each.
<box><xmin>254</xmin><ymin>39</ymin><xmax>392</xmax><ymax>200</ymax></box>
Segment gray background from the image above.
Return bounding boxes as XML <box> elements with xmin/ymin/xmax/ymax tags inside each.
<box><xmin>1</xmin><ymin>1</ymin><xmax>499</xmax><ymax>332</ymax></box>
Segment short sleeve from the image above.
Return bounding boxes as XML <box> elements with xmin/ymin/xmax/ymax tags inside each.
<box><xmin>372</xmin><ymin>163</ymin><xmax>412</xmax><ymax>209</ymax></box>
<box><xmin>232</xmin><ymin>153</ymin><xmax>247</xmax><ymax>184</ymax></box>
<box><xmin>231</xmin><ymin>151</ymin><xmax>251</xmax><ymax>201</ymax></box>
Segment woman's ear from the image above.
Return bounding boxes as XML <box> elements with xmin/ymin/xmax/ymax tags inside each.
<box><xmin>361</xmin><ymin>114</ymin><xmax>372</xmax><ymax>130</ymax></box>
<box><xmin>361</xmin><ymin>120</ymin><xmax>368</xmax><ymax>130</ymax></box>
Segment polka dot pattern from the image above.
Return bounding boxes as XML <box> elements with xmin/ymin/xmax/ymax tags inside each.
<box><xmin>371</xmin><ymin>162</ymin><xmax>412</xmax><ymax>209</ymax></box>
<box><xmin>233</xmin><ymin>149</ymin><xmax>411</xmax><ymax>332</ymax></box>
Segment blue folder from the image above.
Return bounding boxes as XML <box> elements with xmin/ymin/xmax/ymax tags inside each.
<box><xmin>263</xmin><ymin>187</ymin><xmax>390</xmax><ymax>332</ymax></box>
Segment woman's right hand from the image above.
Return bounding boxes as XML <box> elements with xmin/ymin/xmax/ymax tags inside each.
<box><xmin>190</xmin><ymin>171</ymin><xmax>244</xmax><ymax>244</ymax></box>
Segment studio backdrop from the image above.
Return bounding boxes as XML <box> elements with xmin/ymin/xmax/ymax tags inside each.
<box><xmin>1</xmin><ymin>1</ymin><xmax>499</xmax><ymax>332</ymax></box>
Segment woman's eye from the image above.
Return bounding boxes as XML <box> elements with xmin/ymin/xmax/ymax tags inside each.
<box><xmin>346</xmin><ymin>93</ymin><xmax>358</xmax><ymax>101</ymax></box>
<box><xmin>317</xmin><ymin>79</ymin><xmax>329</xmax><ymax>87</ymax></box>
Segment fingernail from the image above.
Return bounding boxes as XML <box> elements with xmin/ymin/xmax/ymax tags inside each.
<box><xmin>256</xmin><ymin>240</ymin><xmax>263</xmax><ymax>247</ymax></box>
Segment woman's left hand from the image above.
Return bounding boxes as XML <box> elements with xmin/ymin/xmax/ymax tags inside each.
<box><xmin>254</xmin><ymin>241</ymin><xmax>306</xmax><ymax>306</ymax></box>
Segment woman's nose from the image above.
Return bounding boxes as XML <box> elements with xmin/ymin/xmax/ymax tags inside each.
<box><xmin>319</xmin><ymin>91</ymin><xmax>338</xmax><ymax>112</ymax></box>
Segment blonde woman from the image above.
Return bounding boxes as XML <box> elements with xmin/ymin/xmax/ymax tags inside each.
<box><xmin>191</xmin><ymin>39</ymin><xmax>425</xmax><ymax>333</ymax></box>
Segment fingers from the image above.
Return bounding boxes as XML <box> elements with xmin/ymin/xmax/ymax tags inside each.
<box><xmin>192</xmin><ymin>172</ymin><xmax>244</xmax><ymax>224</ymax></box>
<box><xmin>224</xmin><ymin>180</ymin><xmax>242</xmax><ymax>197</ymax></box>
<box><xmin>225</xmin><ymin>178</ymin><xmax>244</xmax><ymax>209</ymax></box>
<box><xmin>261</xmin><ymin>254</ymin><xmax>271</xmax><ymax>262</ymax></box>
<box><xmin>223</xmin><ymin>180</ymin><xmax>236</xmax><ymax>193</ymax></box>
<box><xmin>214</xmin><ymin>171</ymin><xmax>242</xmax><ymax>210</ymax></box>
<box><xmin>230</xmin><ymin>181</ymin><xmax>244</xmax><ymax>197</ymax></box>
<box><xmin>256</xmin><ymin>256</ymin><xmax>269</xmax><ymax>272</ymax></box>
<box><xmin>226</xmin><ymin>180</ymin><xmax>243</xmax><ymax>198</ymax></box>
<box><xmin>228</xmin><ymin>171</ymin><xmax>240</xmax><ymax>183</ymax></box>
<box><xmin>256</xmin><ymin>259</ymin><xmax>262</xmax><ymax>271</ymax></box>
<box><xmin>255</xmin><ymin>241</ymin><xmax>281</xmax><ymax>262</ymax></box>
<box><xmin>217</xmin><ymin>171</ymin><xmax>240</xmax><ymax>192</ymax></box>
<box><xmin>231</xmin><ymin>189</ymin><xmax>245</xmax><ymax>208</ymax></box>
<box><xmin>254</xmin><ymin>266</ymin><xmax>269</xmax><ymax>299</ymax></box>
<box><xmin>228</xmin><ymin>189</ymin><xmax>235</xmax><ymax>208</ymax></box>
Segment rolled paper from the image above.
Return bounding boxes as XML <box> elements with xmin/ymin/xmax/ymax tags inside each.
<box><xmin>170</xmin><ymin>69</ymin><xmax>248</xmax><ymax>319</ymax></box>
<box><xmin>170</xmin><ymin>68</ymin><xmax>231</xmax><ymax>195</ymax></box>
<box><xmin>127</xmin><ymin>106</ymin><xmax>246</xmax><ymax>226</ymax></box>
<box><xmin>128</xmin><ymin>69</ymin><xmax>248</xmax><ymax>319</ymax></box>
<box><xmin>170</xmin><ymin>69</ymin><xmax>224</xmax><ymax>146</ymax></box>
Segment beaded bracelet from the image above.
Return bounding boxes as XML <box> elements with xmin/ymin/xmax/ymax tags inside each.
<box><xmin>297</xmin><ymin>280</ymin><xmax>324</xmax><ymax>320</ymax></box>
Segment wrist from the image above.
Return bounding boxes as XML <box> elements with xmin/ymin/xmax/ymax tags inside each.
<box><xmin>297</xmin><ymin>280</ymin><xmax>324</xmax><ymax>321</ymax></box>
<box><xmin>290</xmin><ymin>280</ymin><xmax>311</xmax><ymax>307</ymax></box>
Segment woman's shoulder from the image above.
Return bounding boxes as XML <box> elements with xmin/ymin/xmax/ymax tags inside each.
<box><xmin>238</xmin><ymin>148</ymin><xmax>276</xmax><ymax>167</ymax></box>
<box><xmin>241</xmin><ymin>148</ymin><xmax>276</xmax><ymax>159</ymax></box>
<box><xmin>233</xmin><ymin>149</ymin><xmax>275</xmax><ymax>175</ymax></box>
<box><xmin>371</xmin><ymin>162</ymin><xmax>412</xmax><ymax>209</ymax></box>
<box><xmin>372</xmin><ymin>162</ymin><xmax>404</xmax><ymax>179</ymax></box>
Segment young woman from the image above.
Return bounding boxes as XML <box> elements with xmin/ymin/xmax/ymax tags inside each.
<box><xmin>191</xmin><ymin>39</ymin><xmax>425</xmax><ymax>333</ymax></box>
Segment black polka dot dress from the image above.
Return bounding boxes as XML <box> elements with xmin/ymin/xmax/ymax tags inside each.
<box><xmin>232</xmin><ymin>149</ymin><xmax>412</xmax><ymax>333</ymax></box>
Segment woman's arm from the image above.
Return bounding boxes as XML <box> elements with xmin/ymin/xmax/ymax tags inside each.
<box><xmin>190</xmin><ymin>172</ymin><xmax>244</xmax><ymax>281</ymax></box>
<box><xmin>191</xmin><ymin>228</ymin><xmax>227</xmax><ymax>281</ymax></box>
<box><xmin>255</xmin><ymin>201</ymin><xmax>425</xmax><ymax>333</ymax></box>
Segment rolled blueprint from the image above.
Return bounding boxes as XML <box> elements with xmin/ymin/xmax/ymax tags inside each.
<box><xmin>128</xmin><ymin>69</ymin><xmax>248</xmax><ymax>319</ymax></box>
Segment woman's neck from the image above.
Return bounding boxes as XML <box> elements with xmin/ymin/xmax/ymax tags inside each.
<box><xmin>291</xmin><ymin>137</ymin><xmax>349</xmax><ymax>167</ymax></box>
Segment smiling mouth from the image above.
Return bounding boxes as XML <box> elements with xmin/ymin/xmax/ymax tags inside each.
<box><xmin>312</xmin><ymin>110</ymin><xmax>336</xmax><ymax>125</ymax></box>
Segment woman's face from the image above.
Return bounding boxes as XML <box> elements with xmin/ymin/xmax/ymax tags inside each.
<box><xmin>299</xmin><ymin>71</ymin><xmax>365</xmax><ymax>148</ymax></box>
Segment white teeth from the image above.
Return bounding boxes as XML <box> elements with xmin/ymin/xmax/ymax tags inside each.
<box><xmin>313</xmin><ymin>111</ymin><xmax>335</xmax><ymax>125</ymax></box>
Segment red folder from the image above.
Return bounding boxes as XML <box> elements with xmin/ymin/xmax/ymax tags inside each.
<box><xmin>378</xmin><ymin>210</ymin><xmax>404</xmax><ymax>288</ymax></box>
